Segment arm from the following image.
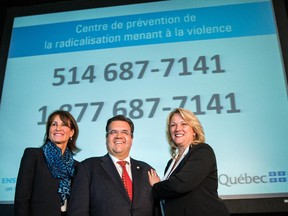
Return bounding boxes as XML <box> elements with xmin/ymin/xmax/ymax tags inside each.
<box><xmin>14</xmin><ymin>148</ymin><xmax>37</xmax><ymax>216</ymax></box>
<box><xmin>152</xmin><ymin>145</ymin><xmax>216</xmax><ymax>199</ymax></box>
<box><xmin>67</xmin><ymin>161</ymin><xmax>90</xmax><ymax>216</ymax></box>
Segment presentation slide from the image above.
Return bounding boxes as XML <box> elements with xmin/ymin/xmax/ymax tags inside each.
<box><xmin>0</xmin><ymin>0</ymin><xmax>287</xmax><ymax>203</ymax></box>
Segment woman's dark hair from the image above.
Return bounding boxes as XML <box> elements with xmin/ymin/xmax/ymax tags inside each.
<box><xmin>42</xmin><ymin>110</ymin><xmax>80</xmax><ymax>154</ymax></box>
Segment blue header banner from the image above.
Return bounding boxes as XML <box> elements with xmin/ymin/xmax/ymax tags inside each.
<box><xmin>9</xmin><ymin>1</ymin><xmax>275</xmax><ymax>58</ymax></box>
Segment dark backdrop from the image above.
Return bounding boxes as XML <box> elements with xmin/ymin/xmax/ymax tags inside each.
<box><xmin>1</xmin><ymin>203</ymin><xmax>288</xmax><ymax>216</ymax></box>
<box><xmin>0</xmin><ymin>0</ymin><xmax>288</xmax><ymax>215</ymax></box>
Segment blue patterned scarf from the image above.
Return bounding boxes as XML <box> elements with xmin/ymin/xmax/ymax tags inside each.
<box><xmin>43</xmin><ymin>141</ymin><xmax>75</xmax><ymax>205</ymax></box>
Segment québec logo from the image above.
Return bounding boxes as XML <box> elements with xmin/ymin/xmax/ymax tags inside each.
<box><xmin>218</xmin><ymin>171</ymin><xmax>287</xmax><ymax>187</ymax></box>
<box><xmin>269</xmin><ymin>171</ymin><xmax>287</xmax><ymax>183</ymax></box>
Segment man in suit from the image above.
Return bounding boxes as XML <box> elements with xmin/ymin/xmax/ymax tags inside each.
<box><xmin>67</xmin><ymin>115</ymin><xmax>158</xmax><ymax>216</ymax></box>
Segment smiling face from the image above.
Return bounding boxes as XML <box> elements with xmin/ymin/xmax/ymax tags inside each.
<box><xmin>169</xmin><ymin>113</ymin><xmax>195</xmax><ymax>150</ymax></box>
<box><xmin>106</xmin><ymin>120</ymin><xmax>133</xmax><ymax>160</ymax></box>
<box><xmin>48</xmin><ymin>115</ymin><xmax>74</xmax><ymax>151</ymax></box>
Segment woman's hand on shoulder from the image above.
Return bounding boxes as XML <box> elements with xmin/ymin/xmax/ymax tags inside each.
<box><xmin>148</xmin><ymin>169</ymin><xmax>160</xmax><ymax>186</ymax></box>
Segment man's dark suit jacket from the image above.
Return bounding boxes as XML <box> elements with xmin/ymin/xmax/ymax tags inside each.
<box><xmin>67</xmin><ymin>154</ymin><xmax>158</xmax><ymax>216</ymax></box>
<box><xmin>152</xmin><ymin>143</ymin><xmax>230</xmax><ymax>216</ymax></box>
<box><xmin>14</xmin><ymin>148</ymin><xmax>80</xmax><ymax>216</ymax></box>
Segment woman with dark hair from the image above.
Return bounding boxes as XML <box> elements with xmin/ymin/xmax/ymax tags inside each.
<box><xmin>14</xmin><ymin>110</ymin><xmax>81</xmax><ymax>216</ymax></box>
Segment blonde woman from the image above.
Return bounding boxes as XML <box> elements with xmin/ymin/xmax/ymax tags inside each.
<box><xmin>148</xmin><ymin>108</ymin><xmax>230</xmax><ymax>216</ymax></box>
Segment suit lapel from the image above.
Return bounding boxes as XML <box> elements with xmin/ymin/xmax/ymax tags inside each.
<box><xmin>101</xmin><ymin>154</ymin><xmax>131</xmax><ymax>203</ymax></box>
<box><xmin>170</xmin><ymin>146</ymin><xmax>194</xmax><ymax>177</ymax></box>
<box><xmin>130</xmin><ymin>158</ymin><xmax>144</xmax><ymax>203</ymax></box>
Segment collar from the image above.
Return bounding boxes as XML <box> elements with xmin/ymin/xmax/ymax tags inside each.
<box><xmin>109</xmin><ymin>153</ymin><xmax>131</xmax><ymax>165</ymax></box>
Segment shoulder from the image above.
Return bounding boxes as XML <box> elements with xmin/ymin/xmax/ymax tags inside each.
<box><xmin>131</xmin><ymin>158</ymin><xmax>153</xmax><ymax>169</ymax></box>
<box><xmin>81</xmin><ymin>155</ymin><xmax>106</xmax><ymax>166</ymax></box>
<box><xmin>78</xmin><ymin>155</ymin><xmax>111</xmax><ymax>175</ymax></box>
<box><xmin>190</xmin><ymin>143</ymin><xmax>216</xmax><ymax>158</ymax></box>
<box><xmin>23</xmin><ymin>147</ymin><xmax>43</xmax><ymax>157</ymax></box>
<box><xmin>192</xmin><ymin>143</ymin><xmax>214</xmax><ymax>151</ymax></box>
<box><xmin>73</xmin><ymin>159</ymin><xmax>80</xmax><ymax>166</ymax></box>
<box><xmin>19</xmin><ymin>148</ymin><xmax>44</xmax><ymax>165</ymax></box>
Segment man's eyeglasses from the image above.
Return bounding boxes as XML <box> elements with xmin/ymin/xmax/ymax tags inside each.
<box><xmin>106</xmin><ymin>130</ymin><xmax>133</xmax><ymax>136</ymax></box>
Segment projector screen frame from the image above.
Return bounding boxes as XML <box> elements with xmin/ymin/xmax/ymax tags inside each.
<box><xmin>0</xmin><ymin>0</ymin><xmax>288</xmax><ymax>213</ymax></box>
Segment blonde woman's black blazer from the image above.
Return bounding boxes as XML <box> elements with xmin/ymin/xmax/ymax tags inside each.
<box><xmin>152</xmin><ymin>143</ymin><xmax>230</xmax><ymax>216</ymax></box>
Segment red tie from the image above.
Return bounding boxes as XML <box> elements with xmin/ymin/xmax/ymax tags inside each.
<box><xmin>117</xmin><ymin>161</ymin><xmax>133</xmax><ymax>201</ymax></box>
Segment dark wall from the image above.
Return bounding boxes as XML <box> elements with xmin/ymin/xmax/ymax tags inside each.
<box><xmin>0</xmin><ymin>1</ymin><xmax>288</xmax><ymax>215</ymax></box>
<box><xmin>1</xmin><ymin>204</ymin><xmax>288</xmax><ymax>216</ymax></box>
<box><xmin>0</xmin><ymin>0</ymin><xmax>162</xmax><ymax>46</ymax></box>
